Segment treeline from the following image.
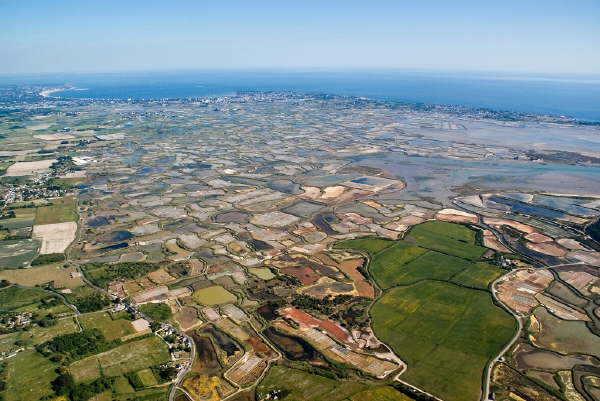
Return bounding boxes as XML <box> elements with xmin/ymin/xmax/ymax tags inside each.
<box><xmin>32</xmin><ymin>312</ymin><xmax>57</xmax><ymax>328</ymax></box>
<box><xmin>0</xmin><ymin>211</ymin><xmax>15</xmax><ymax>220</ymax></box>
<box><xmin>31</xmin><ymin>253</ymin><xmax>65</xmax><ymax>266</ymax></box>
<box><xmin>82</xmin><ymin>262</ymin><xmax>158</xmax><ymax>288</ymax></box>
<box><xmin>392</xmin><ymin>382</ymin><xmax>439</xmax><ymax>401</ymax></box>
<box><xmin>291</xmin><ymin>294</ymin><xmax>356</xmax><ymax>314</ymax></box>
<box><xmin>0</xmin><ymin>362</ymin><xmax>6</xmax><ymax>397</ymax></box>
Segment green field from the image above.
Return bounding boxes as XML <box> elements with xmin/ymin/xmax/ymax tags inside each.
<box><xmin>406</xmin><ymin>221</ymin><xmax>486</xmax><ymax>260</ymax></box>
<box><xmin>81</xmin><ymin>262</ymin><xmax>157</xmax><ymax>289</ymax></box>
<box><xmin>34</xmin><ymin>196</ymin><xmax>78</xmax><ymax>225</ymax></box>
<box><xmin>80</xmin><ymin>312</ymin><xmax>135</xmax><ymax>341</ymax></box>
<box><xmin>334</xmin><ymin>237</ymin><xmax>395</xmax><ymax>255</ymax></box>
<box><xmin>358</xmin><ymin>245</ymin><xmax>503</xmax><ymax>291</ymax></box>
<box><xmin>69</xmin><ymin>336</ymin><xmax>171</xmax><ymax>382</ymax></box>
<box><xmin>0</xmin><ymin>285</ymin><xmax>52</xmax><ymax>312</ymax></box>
<box><xmin>257</xmin><ymin>365</ymin><xmax>413</xmax><ymax>401</ymax></box>
<box><xmin>338</xmin><ymin>221</ymin><xmax>516</xmax><ymax>401</ymax></box>
<box><xmin>374</xmin><ymin>250</ymin><xmax>473</xmax><ymax>289</ymax></box>
<box><xmin>372</xmin><ymin>281</ymin><xmax>515</xmax><ymax>401</ymax></box>
<box><xmin>26</xmin><ymin>317</ymin><xmax>80</xmax><ymax>344</ymax></box>
<box><xmin>369</xmin><ymin>243</ymin><xmax>428</xmax><ymax>286</ymax></box>
<box><xmin>140</xmin><ymin>303</ymin><xmax>172</xmax><ymax>322</ymax></box>
<box><xmin>0</xmin><ymin>318</ymin><xmax>78</xmax><ymax>358</ymax></box>
<box><xmin>450</xmin><ymin>262</ymin><xmax>505</xmax><ymax>290</ymax></box>
<box><xmin>192</xmin><ymin>285</ymin><xmax>236</xmax><ymax>305</ymax></box>
<box><xmin>2</xmin><ymin>349</ymin><xmax>58</xmax><ymax>401</ymax></box>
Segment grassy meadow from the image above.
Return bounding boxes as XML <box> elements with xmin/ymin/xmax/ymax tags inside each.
<box><xmin>34</xmin><ymin>196</ymin><xmax>78</xmax><ymax>225</ymax></box>
<box><xmin>69</xmin><ymin>336</ymin><xmax>170</xmax><ymax>383</ymax></box>
<box><xmin>80</xmin><ymin>312</ymin><xmax>136</xmax><ymax>341</ymax></box>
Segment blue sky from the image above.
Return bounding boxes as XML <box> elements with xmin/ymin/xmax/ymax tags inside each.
<box><xmin>1</xmin><ymin>0</ymin><xmax>599</xmax><ymax>74</ymax></box>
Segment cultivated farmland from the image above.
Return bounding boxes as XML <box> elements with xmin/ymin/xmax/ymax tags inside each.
<box><xmin>372</xmin><ymin>281</ymin><xmax>515</xmax><ymax>401</ymax></box>
<box><xmin>33</xmin><ymin>196</ymin><xmax>78</xmax><ymax>225</ymax></box>
<box><xmin>338</xmin><ymin>221</ymin><xmax>516</xmax><ymax>401</ymax></box>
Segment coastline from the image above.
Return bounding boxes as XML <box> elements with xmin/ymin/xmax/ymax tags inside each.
<box><xmin>39</xmin><ymin>88</ymin><xmax>63</xmax><ymax>97</ymax></box>
<box><xmin>39</xmin><ymin>86</ymin><xmax>86</xmax><ymax>98</ymax></box>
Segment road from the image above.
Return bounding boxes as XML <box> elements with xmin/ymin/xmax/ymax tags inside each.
<box><xmin>481</xmin><ymin>273</ymin><xmax>524</xmax><ymax>401</ymax></box>
<box><xmin>168</xmin><ymin>331</ymin><xmax>195</xmax><ymax>401</ymax></box>
<box><xmin>480</xmin><ymin>262</ymin><xmax>585</xmax><ymax>400</ymax></box>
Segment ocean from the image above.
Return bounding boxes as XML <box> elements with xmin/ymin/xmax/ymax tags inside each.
<box><xmin>3</xmin><ymin>70</ymin><xmax>600</xmax><ymax>121</ymax></box>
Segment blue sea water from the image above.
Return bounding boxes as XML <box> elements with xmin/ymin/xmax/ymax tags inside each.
<box><xmin>2</xmin><ymin>70</ymin><xmax>600</xmax><ymax>121</ymax></box>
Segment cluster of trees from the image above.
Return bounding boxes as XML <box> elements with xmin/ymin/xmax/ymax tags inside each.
<box><xmin>82</xmin><ymin>262</ymin><xmax>158</xmax><ymax>288</ymax></box>
<box><xmin>72</xmin><ymin>293</ymin><xmax>110</xmax><ymax>313</ymax></box>
<box><xmin>50</xmin><ymin>155</ymin><xmax>76</xmax><ymax>170</ymax></box>
<box><xmin>30</xmin><ymin>253</ymin><xmax>65</xmax><ymax>266</ymax></box>
<box><xmin>292</xmin><ymin>294</ymin><xmax>358</xmax><ymax>313</ymax></box>
<box><xmin>0</xmin><ymin>211</ymin><xmax>15</xmax><ymax>220</ymax></box>
<box><xmin>38</xmin><ymin>296</ymin><xmax>62</xmax><ymax>309</ymax></box>
<box><xmin>153</xmin><ymin>365</ymin><xmax>178</xmax><ymax>383</ymax></box>
<box><xmin>47</xmin><ymin>179</ymin><xmax>76</xmax><ymax>191</ymax></box>
<box><xmin>291</xmin><ymin>294</ymin><xmax>370</xmax><ymax>328</ymax></box>
<box><xmin>49</xmin><ymin>368</ymin><xmax>114</xmax><ymax>401</ymax></box>
<box><xmin>32</xmin><ymin>313</ymin><xmax>57</xmax><ymax>328</ymax></box>
<box><xmin>37</xmin><ymin>329</ymin><xmax>114</xmax><ymax>362</ymax></box>
<box><xmin>392</xmin><ymin>382</ymin><xmax>439</xmax><ymax>401</ymax></box>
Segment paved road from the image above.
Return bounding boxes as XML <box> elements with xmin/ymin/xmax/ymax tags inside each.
<box><xmin>481</xmin><ymin>274</ymin><xmax>524</xmax><ymax>401</ymax></box>
<box><xmin>168</xmin><ymin>332</ymin><xmax>195</xmax><ymax>401</ymax></box>
<box><xmin>480</xmin><ymin>263</ymin><xmax>584</xmax><ymax>400</ymax></box>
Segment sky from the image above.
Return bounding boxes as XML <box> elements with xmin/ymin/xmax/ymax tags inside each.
<box><xmin>1</xmin><ymin>0</ymin><xmax>600</xmax><ymax>75</ymax></box>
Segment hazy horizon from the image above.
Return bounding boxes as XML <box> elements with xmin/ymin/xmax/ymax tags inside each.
<box><xmin>2</xmin><ymin>0</ymin><xmax>600</xmax><ymax>75</ymax></box>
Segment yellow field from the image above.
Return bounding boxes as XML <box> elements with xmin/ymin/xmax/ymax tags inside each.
<box><xmin>136</xmin><ymin>368</ymin><xmax>158</xmax><ymax>387</ymax></box>
<box><xmin>193</xmin><ymin>285</ymin><xmax>236</xmax><ymax>305</ymax></box>
<box><xmin>0</xmin><ymin>263</ymin><xmax>84</xmax><ymax>288</ymax></box>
